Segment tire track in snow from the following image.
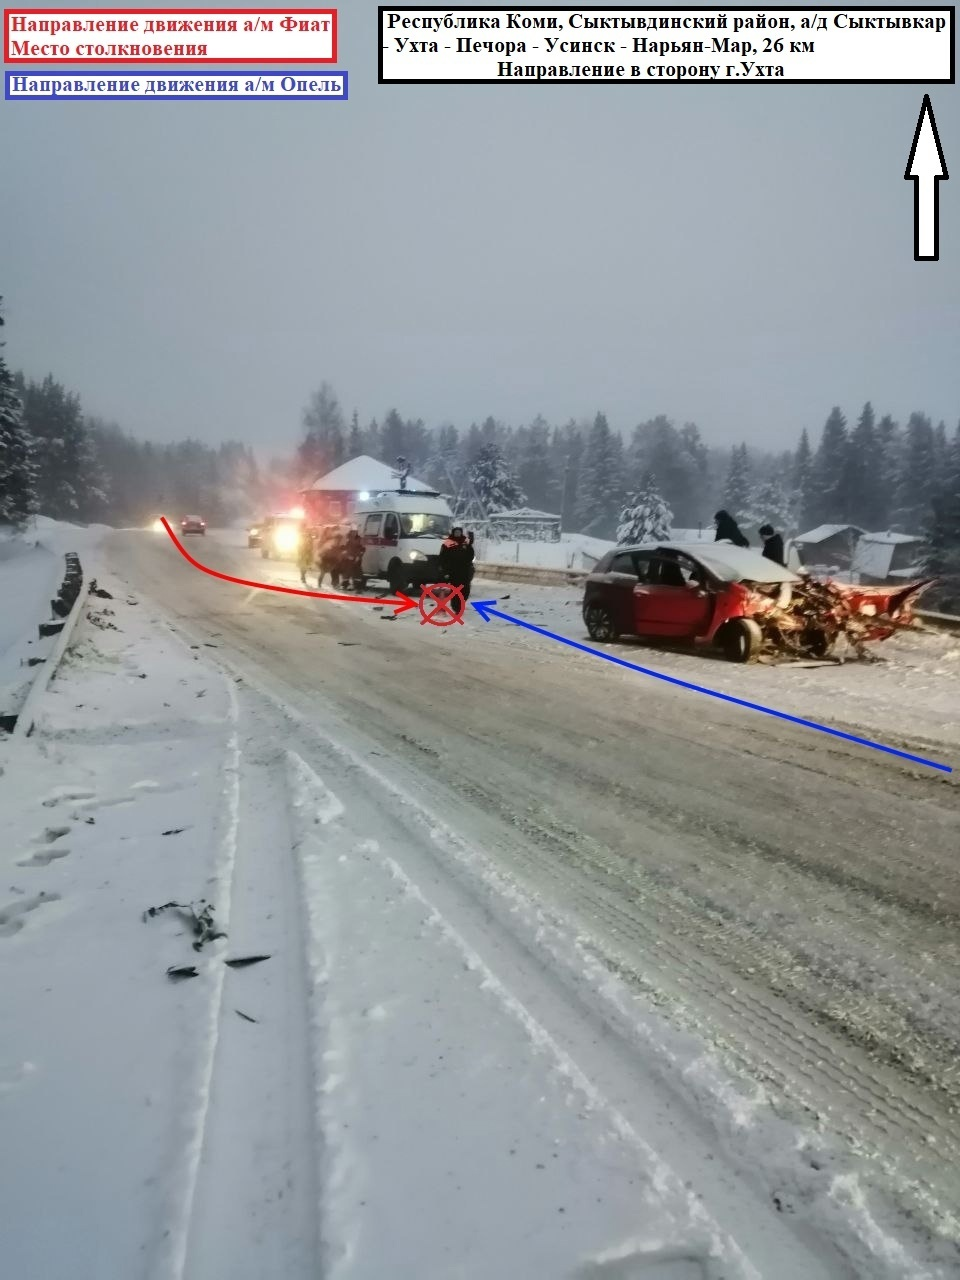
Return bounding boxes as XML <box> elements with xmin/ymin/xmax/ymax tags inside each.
<box><xmin>151</xmin><ymin>678</ymin><xmax>241</xmax><ymax>1280</ymax></box>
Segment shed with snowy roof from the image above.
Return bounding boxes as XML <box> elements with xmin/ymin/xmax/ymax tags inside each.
<box><xmin>851</xmin><ymin>531</ymin><xmax>926</xmax><ymax>584</ymax></box>
<box><xmin>793</xmin><ymin>524</ymin><xmax>865</xmax><ymax>571</ymax></box>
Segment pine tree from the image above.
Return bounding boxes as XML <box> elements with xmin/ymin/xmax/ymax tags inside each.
<box><xmin>576</xmin><ymin>412</ymin><xmax>625</xmax><ymax>537</ymax></box>
<box><xmin>17</xmin><ymin>372</ymin><xmax>103</xmax><ymax>520</ymax></box>
<box><xmin>298</xmin><ymin>382</ymin><xmax>345</xmax><ymax>481</ymax></box>
<box><xmin>809</xmin><ymin>407</ymin><xmax>851</xmax><ymax>524</ymax></box>
<box><xmin>347</xmin><ymin>409</ymin><xmax>363</xmax><ymax>458</ymax></box>
<box><xmin>791</xmin><ymin>428</ymin><xmax>814</xmax><ymax>529</ymax></box>
<box><xmin>925</xmin><ymin>422</ymin><xmax>960</xmax><ymax>579</ymax></box>
<box><xmin>517</xmin><ymin>415</ymin><xmax>553</xmax><ymax>510</ymax></box>
<box><xmin>627</xmin><ymin>416</ymin><xmax>702</xmax><ymax>525</ymax></box>
<box><xmin>0</xmin><ymin>302</ymin><xmax>37</xmax><ymax>527</ymax></box>
<box><xmin>875</xmin><ymin>414</ymin><xmax>901</xmax><ymax>529</ymax></box>
<box><xmin>744</xmin><ymin>478</ymin><xmax>794</xmax><ymax>533</ymax></box>
<box><xmin>845</xmin><ymin>401</ymin><xmax>883</xmax><ymax>529</ymax></box>
<box><xmin>722</xmin><ymin>443</ymin><xmax>751</xmax><ymax>520</ymax></box>
<box><xmin>896</xmin><ymin>412</ymin><xmax>938</xmax><ymax>530</ymax></box>
<box><xmin>617</xmin><ymin>472</ymin><xmax>673</xmax><ymax>545</ymax></box>
<box><xmin>468</xmin><ymin>442</ymin><xmax>525</xmax><ymax>513</ymax></box>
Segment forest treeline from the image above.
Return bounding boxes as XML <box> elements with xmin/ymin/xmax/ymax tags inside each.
<box><xmin>1</xmin><ymin>305</ymin><xmax>958</xmax><ymax>587</ymax></box>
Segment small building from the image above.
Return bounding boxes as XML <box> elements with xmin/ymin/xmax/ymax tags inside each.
<box><xmin>300</xmin><ymin>455</ymin><xmax>435</xmax><ymax>526</ymax></box>
<box><xmin>485</xmin><ymin>507</ymin><xmax>561</xmax><ymax>542</ymax></box>
<box><xmin>793</xmin><ymin>524</ymin><xmax>865</xmax><ymax>572</ymax></box>
<box><xmin>851</xmin><ymin>531</ymin><xmax>927</xmax><ymax>584</ymax></box>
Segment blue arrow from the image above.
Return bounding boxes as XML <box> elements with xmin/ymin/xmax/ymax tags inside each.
<box><xmin>470</xmin><ymin>600</ymin><xmax>952</xmax><ymax>774</ymax></box>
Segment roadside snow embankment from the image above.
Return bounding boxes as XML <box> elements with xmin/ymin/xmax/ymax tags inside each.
<box><xmin>0</xmin><ymin>581</ymin><xmax>238</xmax><ymax>1280</ymax></box>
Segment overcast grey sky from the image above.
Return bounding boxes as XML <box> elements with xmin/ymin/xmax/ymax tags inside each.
<box><xmin>1</xmin><ymin>1</ymin><xmax>958</xmax><ymax>452</ymax></box>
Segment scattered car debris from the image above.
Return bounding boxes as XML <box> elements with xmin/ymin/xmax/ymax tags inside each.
<box><xmin>380</xmin><ymin>615</ymin><xmax>397</xmax><ymax>622</ymax></box>
<box><xmin>203</xmin><ymin>642</ymin><xmax>218</xmax><ymax>648</ymax></box>
<box><xmin>755</xmin><ymin>576</ymin><xmax>936</xmax><ymax>662</ymax></box>
<box><xmin>235</xmin><ymin>1009</ymin><xmax>258</xmax><ymax>1023</ymax></box>
<box><xmin>88</xmin><ymin>581</ymin><xmax>114</xmax><ymax>599</ymax></box>
<box><xmin>161</xmin><ymin>828</ymin><xmax>188</xmax><ymax>836</ymax></box>
<box><xmin>225</xmin><ymin>955</ymin><xmax>270</xmax><ymax>969</ymax></box>
<box><xmin>166</xmin><ymin>965</ymin><xmax>199</xmax><ymax>981</ymax></box>
<box><xmin>143</xmin><ymin>899</ymin><xmax>226</xmax><ymax>950</ymax></box>
<box><xmin>338</xmin><ymin>642</ymin><xmax>360</xmax><ymax>646</ymax></box>
<box><xmin>26</xmin><ymin>657</ymin><xmax>46</xmax><ymax>667</ymax></box>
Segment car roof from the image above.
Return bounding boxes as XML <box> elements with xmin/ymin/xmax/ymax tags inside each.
<box><xmin>613</xmin><ymin>542</ymin><xmax>802</xmax><ymax>584</ymax></box>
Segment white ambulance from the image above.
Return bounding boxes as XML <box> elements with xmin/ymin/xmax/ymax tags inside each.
<box><xmin>352</xmin><ymin>489</ymin><xmax>455</xmax><ymax>594</ymax></box>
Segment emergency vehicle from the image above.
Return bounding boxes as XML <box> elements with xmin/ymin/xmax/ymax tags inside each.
<box><xmin>352</xmin><ymin>489</ymin><xmax>455</xmax><ymax>594</ymax></box>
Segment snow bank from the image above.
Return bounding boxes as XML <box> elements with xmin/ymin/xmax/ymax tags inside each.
<box><xmin>0</xmin><ymin>581</ymin><xmax>236</xmax><ymax>1280</ymax></box>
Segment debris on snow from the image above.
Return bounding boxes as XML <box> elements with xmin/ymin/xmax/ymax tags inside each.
<box><xmin>142</xmin><ymin>899</ymin><xmax>226</xmax><ymax>950</ymax></box>
<box><xmin>165</xmin><ymin>965</ymin><xmax>199</xmax><ymax>981</ymax></box>
<box><xmin>224</xmin><ymin>955</ymin><xmax>270</xmax><ymax>969</ymax></box>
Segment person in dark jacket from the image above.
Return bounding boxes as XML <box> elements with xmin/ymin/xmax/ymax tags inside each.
<box><xmin>438</xmin><ymin>526</ymin><xmax>475</xmax><ymax>612</ymax></box>
<box><xmin>758</xmin><ymin>524</ymin><xmax>785</xmax><ymax>566</ymax></box>
<box><xmin>342</xmin><ymin>528</ymin><xmax>366</xmax><ymax>591</ymax></box>
<box><xmin>713</xmin><ymin>509</ymin><xmax>750</xmax><ymax>548</ymax></box>
<box><xmin>317</xmin><ymin>525</ymin><xmax>344</xmax><ymax>588</ymax></box>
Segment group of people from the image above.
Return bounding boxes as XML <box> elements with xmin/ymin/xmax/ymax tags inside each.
<box><xmin>297</xmin><ymin>524</ymin><xmax>366</xmax><ymax>591</ymax></box>
<box><xmin>295</xmin><ymin>522</ymin><xmax>477</xmax><ymax>604</ymax></box>
<box><xmin>713</xmin><ymin>510</ymin><xmax>786</xmax><ymax>567</ymax></box>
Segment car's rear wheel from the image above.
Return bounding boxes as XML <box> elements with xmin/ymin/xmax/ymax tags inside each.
<box><xmin>718</xmin><ymin>617</ymin><xmax>763</xmax><ymax>663</ymax></box>
<box><xmin>584</xmin><ymin>604</ymin><xmax>618</xmax><ymax>643</ymax></box>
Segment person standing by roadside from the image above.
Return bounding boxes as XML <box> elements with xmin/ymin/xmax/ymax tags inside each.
<box><xmin>342</xmin><ymin>527</ymin><xmax>366</xmax><ymax>592</ymax></box>
<box><xmin>759</xmin><ymin>524</ymin><xmax>786</xmax><ymax>566</ymax></box>
<box><xmin>713</xmin><ymin>509</ymin><xmax>750</xmax><ymax>548</ymax></box>
<box><xmin>438</xmin><ymin>526</ymin><xmax>475</xmax><ymax>614</ymax></box>
<box><xmin>317</xmin><ymin>525</ymin><xmax>344</xmax><ymax>589</ymax></box>
<box><xmin>297</xmin><ymin>523</ymin><xmax>316</xmax><ymax>586</ymax></box>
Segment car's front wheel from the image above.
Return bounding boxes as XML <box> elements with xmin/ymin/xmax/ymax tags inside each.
<box><xmin>718</xmin><ymin>617</ymin><xmax>762</xmax><ymax>663</ymax></box>
<box><xmin>584</xmin><ymin>604</ymin><xmax>618</xmax><ymax>643</ymax></box>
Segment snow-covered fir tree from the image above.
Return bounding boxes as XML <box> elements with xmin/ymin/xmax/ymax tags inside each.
<box><xmin>722</xmin><ymin>443</ymin><xmax>751</xmax><ymax>520</ymax></box>
<box><xmin>617</xmin><ymin>472</ymin><xmax>673</xmax><ymax>545</ymax></box>
<box><xmin>16</xmin><ymin>372</ymin><xmax>103</xmax><ymax>520</ymax></box>
<box><xmin>744</xmin><ymin>477</ymin><xmax>794</xmax><ymax>533</ymax></box>
<box><xmin>468</xmin><ymin>442</ymin><xmax>525</xmax><ymax>513</ymax></box>
<box><xmin>0</xmin><ymin>302</ymin><xmax>37</xmax><ymax>527</ymax></box>
<box><xmin>926</xmin><ymin>422</ymin><xmax>960</xmax><ymax>578</ymax></box>
<box><xmin>791</xmin><ymin>428</ymin><xmax>814</xmax><ymax>529</ymax></box>
<box><xmin>298</xmin><ymin>382</ymin><xmax>345</xmax><ymax>482</ymax></box>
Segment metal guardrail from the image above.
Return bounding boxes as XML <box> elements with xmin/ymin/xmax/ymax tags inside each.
<box><xmin>916</xmin><ymin>609</ymin><xmax>960</xmax><ymax>633</ymax></box>
<box><xmin>12</xmin><ymin>553</ymin><xmax>86</xmax><ymax>739</ymax></box>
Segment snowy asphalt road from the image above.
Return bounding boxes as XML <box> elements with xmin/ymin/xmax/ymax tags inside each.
<box><xmin>107</xmin><ymin>528</ymin><xmax>960</xmax><ymax>1276</ymax></box>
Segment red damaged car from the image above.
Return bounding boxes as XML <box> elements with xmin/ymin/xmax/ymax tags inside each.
<box><xmin>582</xmin><ymin>542</ymin><xmax>931</xmax><ymax>662</ymax></box>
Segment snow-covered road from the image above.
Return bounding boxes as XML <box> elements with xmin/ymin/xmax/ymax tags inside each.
<box><xmin>2</xmin><ymin>525</ymin><xmax>959</xmax><ymax>1279</ymax></box>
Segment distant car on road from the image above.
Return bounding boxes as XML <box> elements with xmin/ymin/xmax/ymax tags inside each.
<box><xmin>180</xmin><ymin>515</ymin><xmax>206</xmax><ymax>536</ymax></box>
<box><xmin>247</xmin><ymin>520</ymin><xmax>264</xmax><ymax>549</ymax></box>
<box><xmin>582</xmin><ymin>542</ymin><xmax>929</xmax><ymax>663</ymax></box>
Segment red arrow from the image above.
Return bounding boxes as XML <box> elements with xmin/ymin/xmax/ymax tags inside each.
<box><xmin>159</xmin><ymin>517</ymin><xmax>418</xmax><ymax>615</ymax></box>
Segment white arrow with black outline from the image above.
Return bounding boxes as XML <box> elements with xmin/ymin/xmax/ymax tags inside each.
<box><xmin>905</xmin><ymin>94</ymin><xmax>948</xmax><ymax>261</ymax></box>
